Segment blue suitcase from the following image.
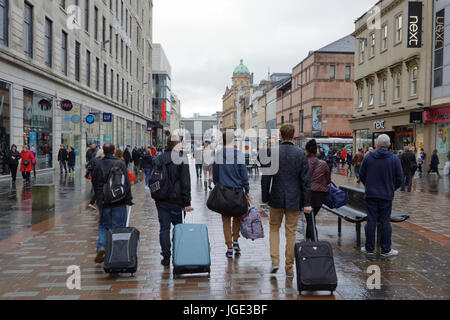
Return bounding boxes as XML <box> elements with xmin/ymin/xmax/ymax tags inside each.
<box><xmin>173</xmin><ymin>211</ymin><xmax>211</xmax><ymax>276</ymax></box>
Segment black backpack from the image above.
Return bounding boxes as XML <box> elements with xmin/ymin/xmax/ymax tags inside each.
<box><xmin>149</xmin><ymin>155</ymin><xmax>173</xmax><ymax>201</ymax></box>
<box><xmin>103</xmin><ymin>163</ymin><xmax>127</xmax><ymax>206</ymax></box>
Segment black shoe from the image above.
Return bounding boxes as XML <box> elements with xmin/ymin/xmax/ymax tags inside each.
<box><xmin>161</xmin><ymin>257</ymin><xmax>170</xmax><ymax>266</ymax></box>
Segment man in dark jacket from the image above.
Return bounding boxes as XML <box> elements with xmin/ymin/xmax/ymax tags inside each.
<box><xmin>86</xmin><ymin>143</ymin><xmax>97</xmax><ymax>164</ymax></box>
<box><xmin>5</xmin><ymin>144</ymin><xmax>21</xmax><ymax>182</ymax></box>
<box><xmin>91</xmin><ymin>143</ymin><xmax>133</xmax><ymax>264</ymax></box>
<box><xmin>152</xmin><ymin>136</ymin><xmax>192</xmax><ymax>266</ymax></box>
<box><xmin>399</xmin><ymin>146</ymin><xmax>417</xmax><ymax>192</ymax></box>
<box><xmin>57</xmin><ymin>144</ymin><xmax>69</xmax><ymax>174</ymax></box>
<box><xmin>261</xmin><ymin>124</ymin><xmax>311</xmax><ymax>278</ymax></box>
<box><xmin>359</xmin><ymin>134</ymin><xmax>403</xmax><ymax>257</ymax></box>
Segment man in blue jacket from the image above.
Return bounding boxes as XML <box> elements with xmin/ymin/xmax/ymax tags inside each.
<box><xmin>359</xmin><ymin>134</ymin><xmax>403</xmax><ymax>257</ymax></box>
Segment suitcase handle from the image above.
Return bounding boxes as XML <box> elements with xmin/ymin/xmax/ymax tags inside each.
<box><xmin>182</xmin><ymin>209</ymin><xmax>194</xmax><ymax>224</ymax></box>
<box><xmin>126</xmin><ymin>206</ymin><xmax>132</xmax><ymax>227</ymax></box>
<box><xmin>303</xmin><ymin>209</ymin><xmax>318</xmax><ymax>242</ymax></box>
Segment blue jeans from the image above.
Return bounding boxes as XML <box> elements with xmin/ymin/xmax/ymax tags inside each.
<box><xmin>97</xmin><ymin>206</ymin><xmax>128</xmax><ymax>252</ymax></box>
<box><xmin>156</xmin><ymin>202</ymin><xmax>183</xmax><ymax>258</ymax></box>
<box><xmin>355</xmin><ymin>165</ymin><xmax>361</xmax><ymax>179</ymax></box>
<box><xmin>365</xmin><ymin>198</ymin><xmax>392</xmax><ymax>254</ymax></box>
<box><xmin>144</xmin><ymin>168</ymin><xmax>152</xmax><ymax>186</ymax></box>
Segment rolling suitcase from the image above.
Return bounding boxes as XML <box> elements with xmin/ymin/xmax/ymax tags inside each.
<box><xmin>173</xmin><ymin>210</ymin><xmax>211</xmax><ymax>276</ymax></box>
<box><xmin>104</xmin><ymin>207</ymin><xmax>140</xmax><ymax>275</ymax></box>
<box><xmin>295</xmin><ymin>210</ymin><xmax>338</xmax><ymax>294</ymax></box>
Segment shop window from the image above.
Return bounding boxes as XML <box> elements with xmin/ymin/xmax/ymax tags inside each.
<box><xmin>23</xmin><ymin>89</ymin><xmax>53</xmax><ymax>170</ymax></box>
<box><xmin>0</xmin><ymin>81</ymin><xmax>11</xmax><ymax>175</ymax></box>
<box><xmin>410</xmin><ymin>66</ymin><xmax>417</xmax><ymax>97</ymax></box>
<box><xmin>394</xmin><ymin>73</ymin><xmax>401</xmax><ymax>101</ymax></box>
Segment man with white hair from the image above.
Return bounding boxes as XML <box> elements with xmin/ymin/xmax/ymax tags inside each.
<box><xmin>359</xmin><ymin>134</ymin><xmax>403</xmax><ymax>257</ymax></box>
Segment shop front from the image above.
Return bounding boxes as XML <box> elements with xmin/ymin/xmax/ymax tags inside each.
<box><xmin>0</xmin><ymin>80</ymin><xmax>11</xmax><ymax>176</ymax></box>
<box><xmin>351</xmin><ymin>111</ymin><xmax>424</xmax><ymax>153</ymax></box>
<box><xmin>23</xmin><ymin>89</ymin><xmax>53</xmax><ymax>170</ymax></box>
<box><xmin>60</xmin><ymin>100</ymin><xmax>81</xmax><ymax>168</ymax></box>
<box><xmin>102</xmin><ymin>113</ymin><xmax>113</xmax><ymax>145</ymax></box>
<box><xmin>85</xmin><ymin>108</ymin><xmax>101</xmax><ymax>147</ymax></box>
<box><xmin>425</xmin><ymin>106</ymin><xmax>450</xmax><ymax>169</ymax></box>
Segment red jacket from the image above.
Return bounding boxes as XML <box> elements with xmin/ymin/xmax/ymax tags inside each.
<box><xmin>20</xmin><ymin>150</ymin><xmax>35</xmax><ymax>172</ymax></box>
<box><xmin>308</xmin><ymin>156</ymin><xmax>331</xmax><ymax>193</ymax></box>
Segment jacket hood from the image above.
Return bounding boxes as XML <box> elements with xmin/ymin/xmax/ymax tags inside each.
<box><xmin>371</xmin><ymin>148</ymin><xmax>393</xmax><ymax>160</ymax></box>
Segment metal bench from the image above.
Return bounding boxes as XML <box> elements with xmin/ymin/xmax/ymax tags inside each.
<box><xmin>323</xmin><ymin>185</ymin><xmax>410</xmax><ymax>244</ymax></box>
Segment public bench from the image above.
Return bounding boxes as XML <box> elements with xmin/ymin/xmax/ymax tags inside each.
<box><xmin>322</xmin><ymin>185</ymin><xmax>410</xmax><ymax>244</ymax></box>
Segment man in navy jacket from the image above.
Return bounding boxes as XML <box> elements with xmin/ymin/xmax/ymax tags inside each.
<box><xmin>359</xmin><ymin>134</ymin><xmax>403</xmax><ymax>257</ymax></box>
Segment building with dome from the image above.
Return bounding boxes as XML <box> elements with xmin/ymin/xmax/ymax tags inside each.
<box><xmin>222</xmin><ymin>59</ymin><xmax>253</xmax><ymax>130</ymax></box>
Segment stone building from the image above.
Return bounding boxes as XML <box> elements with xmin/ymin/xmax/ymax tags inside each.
<box><xmin>0</xmin><ymin>0</ymin><xmax>153</xmax><ymax>176</ymax></box>
<box><xmin>277</xmin><ymin>35</ymin><xmax>355</xmax><ymax>147</ymax></box>
<box><xmin>350</xmin><ymin>0</ymin><xmax>433</xmax><ymax>155</ymax></box>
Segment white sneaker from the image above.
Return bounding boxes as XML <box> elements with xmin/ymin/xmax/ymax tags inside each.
<box><xmin>270</xmin><ymin>263</ymin><xmax>279</xmax><ymax>274</ymax></box>
<box><xmin>88</xmin><ymin>204</ymin><xmax>97</xmax><ymax>211</ymax></box>
<box><xmin>381</xmin><ymin>249</ymin><xmax>398</xmax><ymax>257</ymax></box>
<box><xmin>361</xmin><ymin>247</ymin><xmax>375</xmax><ymax>255</ymax></box>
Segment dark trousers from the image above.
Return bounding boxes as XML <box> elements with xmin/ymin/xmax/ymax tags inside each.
<box><xmin>21</xmin><ymin>171</ymin><xmax>31</xmax><ymax>182</ymax></box>
<box><xmin>304</xmin><ymin>191</ymin><xmax>328</xmax><ymax>241</ymax></box>
<box><xmin>96</xmin><ymin>205</ymin><xmax>127</xmax><ymax>251</ymax></box>
<box><xmin>156</xmin><ymin>202</ymin><xmax>183</xmax><ymax>259</ymax></box>
<box><xmin>428</xmin><ymin>167</ymin><xmax>440</xmax><ymax>176</ymax></box>
<box><xmin>401</xmin><ymin>171</ymin><xmax>413</xmax><ymax>191</ymax></box>
<box><xmin>365</xmin><ymin>198</ymin><xmax>392</xmax><ymax>254</ymax></box>
<box><xmin>9</xmin><ymin>164</ymin><xmax>18</xmax><ymax>181</ymax></box>
<box><xmin>90</xmin><ymin>187</ymin><xmax>96</xmax><ymax>205</ymax></box>
<box><xmin>195</xmin><ymin>164</ymin><xmax>202</xmax><ymax>178</ymax></box>
<box><xmin>59</xmin><ymin>160</ymin><xmax>68</xmax><ymax>173</ymax></box>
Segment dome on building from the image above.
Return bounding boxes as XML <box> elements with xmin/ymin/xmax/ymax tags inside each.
<box><xmin>233</xmin><ymin>59</ymin><xmax>250</xmax><ymax>75</ymax></box>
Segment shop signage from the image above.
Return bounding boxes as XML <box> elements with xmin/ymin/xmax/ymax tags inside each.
<box><xmin>38</xmin><ymin>99</ymin><xmax>51</xmax><ymax>111</ymax></box>
<box><xmin>410</xmin><ymin>112</ymin><xmax>423</xmax><ymax>124</ymax></box>
<box><xmin>103</xmin><ymin>113</ymin><xmax>112</xmax><ymax>122</ymax></box>
<box><xmin>71</xmin><ymin>115</ymin><xmax>80</xmax><ymax>124</ymax></box>
<box><xmin>61</xmin><ymin>99</ymin><xmax>73</xmax><ymax>112</ymax></box>
<box><xmin>147</xmin><ymin>126</ymin><xmax>153</xmax><ymax>132</ymax></box>
<box><xmin>326</xmin><ymin>131</ymin><xmax>352</xmax><ymax>137</ymax></box>
<box><xmin>161</xmin><ymin>101</ymin><xmax>166</xmax><ymax>121</ymax></box>
<box><xmin>435</xmin><ymin>9</ymin><xmax>445</xmax><ymax>49</ymax></box>
<box><xmin>374</xmin><ymin>120</ymin><xmax>385</xmax><ymax>130</ymax></box>
<box><xmin>424</xmin><ymin>106</ymin><xmax>450</xmax><ymax>123</ymax></box>
<box><xmin>407</xmin><ymin>2</ymin><xmax>423</xmax><ymax>48</ymax></box>
<box><xmin>86</xmin><ymin>114</ymin><xmax>95</xmax><ymax>124</ymax></box>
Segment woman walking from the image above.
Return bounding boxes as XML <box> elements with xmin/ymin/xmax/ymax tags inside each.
<box><xmin>20</xmin><ymin>145</ymin><xmax>35</xmax><ymax>184</ymax></box>
<box><xmin>428</xmin><ymin>149</ymin><xmax>440</xmax><ymax>177</ymax></box>
<box><xmin>68</xmin><ymin>146</ymin><xmax>76</xmax><ymax>173</ymax></box>
<box><xmin>123</xmin><ymin>148</ymin><xmax>132</xmax><ymax>168</ymax></box>
<box><xmin>152</xmin><ymin>135</ymin><xmax>192</xmax><ymax>267</ymax></box>
<box><xmin>5</xmin><ymin>145</ymin><xmax>20</xmax><ymax>183</ymax></box>
<box><xmin>304</xmin><ymin>139</ymin><xmax>331</xmax><ymax>242</ymax></box>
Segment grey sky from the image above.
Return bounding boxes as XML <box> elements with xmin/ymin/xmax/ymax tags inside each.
<box><xmin>153</xmin><ymin>0</ymin><xmax>378</xmax><ymax>118</ymax></box>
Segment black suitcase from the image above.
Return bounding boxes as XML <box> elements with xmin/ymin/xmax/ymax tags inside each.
<box><xmin>104</xmin><ymin>207</ymin><xmax>140</xmax><ymax>275</ymax></box>
<box><xmin>295</xmin><ymin>210</ymin><xmax>338</xmax><ymax>294</ymax></box>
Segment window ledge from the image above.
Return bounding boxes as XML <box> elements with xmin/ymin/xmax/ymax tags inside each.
<box><xmin>393</xmin><ymin>99</ymin><xmax>401</xmax><ymax>104</ymax></box>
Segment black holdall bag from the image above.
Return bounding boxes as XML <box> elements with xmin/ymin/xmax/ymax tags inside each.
<box><xmin>295</xmin><ymin>210</ymin><xmax>338</xmax><ymax>294</ymax></box>
<box><xmin>207</xmin><ymin>184</ymin><xmax>248</xmax><ymax>217</ymax></box>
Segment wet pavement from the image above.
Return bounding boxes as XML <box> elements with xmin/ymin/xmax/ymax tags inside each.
<box><xmin>0</xmin><ymin>160</ymin><xmax>448</xmax><ymax>300</ymax></box>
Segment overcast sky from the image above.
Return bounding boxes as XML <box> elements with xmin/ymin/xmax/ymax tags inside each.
<box><xmin>153</xmin><ymin>0</ymin><xmax>378</xmax><ymax>118</ymax></box>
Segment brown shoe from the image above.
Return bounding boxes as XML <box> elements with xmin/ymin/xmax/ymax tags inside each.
<box><xmin>95</xmin><ymin>248</ymin><xmax>106</xmax><ymax>263</ymax></box>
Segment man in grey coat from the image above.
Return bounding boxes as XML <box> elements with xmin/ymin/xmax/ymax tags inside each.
<box><xmin>261</xmin><ymin>124</ymin><xmax>312</xmax><ymax>278</ymax></box>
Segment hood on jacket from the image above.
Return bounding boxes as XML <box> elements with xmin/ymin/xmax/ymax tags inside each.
<box><xmin>370</xmin><ymin>148</ymin><xmax>393</xmax><ymax>160</ymax></box>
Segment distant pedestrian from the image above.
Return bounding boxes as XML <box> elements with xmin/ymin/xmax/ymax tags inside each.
<box><xmin>325</xmin><ymin>150</ymin><xmax>335</xmax><ymax>172</ymax></box>
<box><xmin>364</xmin><ymin>147</ymin><xmax>374</xmax><ymax>157</ymax></box>
<box><xmin>352</xmin><ymin>149</ymin><xmax>364</xmax><ymax>183</ymax></box>
<box><xmin>115</xmin><ymin>148</ymin><xmax>124</xmax><ymax>160</ymax></box>
<box><xmin>86</xmin><ymin>143</ymin><xmax>98</xmax><ymax>166</ymax></box>
<box><xmin>214</xmin><ymin>131</ymin><xmax>250</xmax><ymax>259</ymax></box>
<box><xmin>194</xmin><ymin>144</ymin><xmax>203</xmax><ymax>179</ymax></box>
<box><xmin>92</xmin><ymin>143</ymin><xmax>133</xmax><ymax>264</ymax></box>
<box><xmin>68</xmin><ymin>146</ymin><xmax>76</xmax><ymax>173</ymax></box>
<box><xmin>30</xmin><ymin>147</ymin><xmax>37</xmax><ymax>178</ymax></box>
<box><xmin>203</xmin><ymin>141</ymin><xmax>214</xmax><ymax>191</ymax></box>
<box><xmin>346</xmin><ymin>149</ymin><xmax>353</xmax><ymax>176</ymax></box>
<box><xmin>132</xmin><ymin>147</ymin><xmax>140</xmax><ymax>173</ymax></box>
<box><xmin>58</xmin><ymin>144</ymin><xmax>69</xmax><ymax>174</ymax></box>
<box><xmin>261</xmin><ymin>124</ymin><xmax>311</xmax><ymax>278</ymax></box>
<box><xmin>151</xmin><ymin>136</ymin><xmax>192</xmax><ymax>267</ymax></box>
<box><xmin>5</xmin><ymin>144</ymin><xmax>20</xmax><ymax>183</ymax></box>
<box><xmin>400</xmin><ymin>146</ymin><xmax>417</xmax><ymax>192</ymax></box>
<box><xmin>359</xmin><ymin>134</ymin><xmax>403</xmax><ymax>257</ymax></box>
<box><xmin>141</xmin><ymin>148</ymin><xmax>153</xmax><ymax>189</ymax></box>
<box><xmin>123</xmin><ymin>148</ymin><xmax>132</xmax><ymax>168</ymax></box>
<box><xmin>417</xmin><ymin>148</ymin><xmax>426</xmax><ymax>173</ymax></box>
<box><xmin>304</xmin><ymin>139</ymin><xmax>330</xmax><ymax>242</ymax></box>
<box><xmin>428</xmin><ymin>149</ymin><xmax>440</xmax><ymax>177</ymax></box>
<box><xmin>20</xmin><ymin>145</ymin><xmax>35</xmax><ymax>183</ymax></box>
